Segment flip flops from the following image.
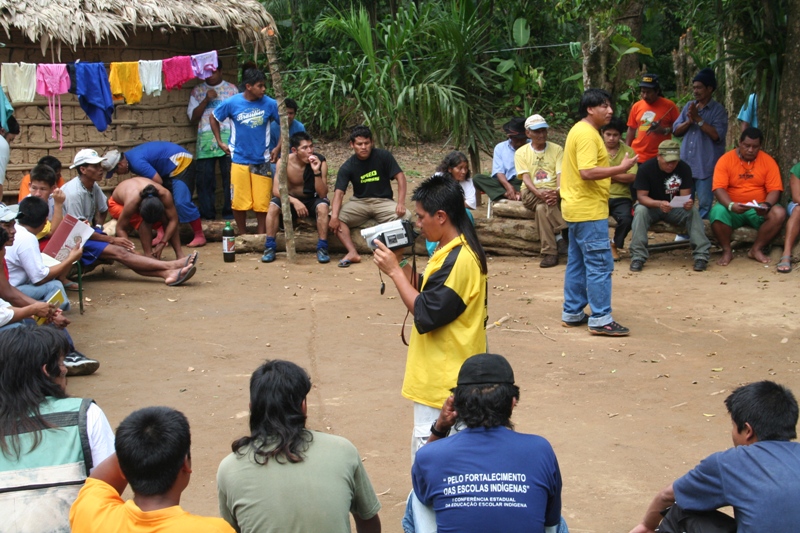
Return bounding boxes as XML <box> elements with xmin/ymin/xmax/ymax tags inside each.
<box><xmin>338</xmin><ymin>259</ymin><xmax>351</xmax><ymax>268</ymax></box>
<box><xmin>63</xmin><ymin>280</ymin><xmax>80</xmax><ymax>291</ymax></box>
<box><xmin>168</xmin><ymin>265</ymin><xmax>196</xmax><ymax>286</ymax></box>
<box><xmin>777</xmin><ymin>255</ymin><xmax>792</xmax><ymax>274</ymax></box>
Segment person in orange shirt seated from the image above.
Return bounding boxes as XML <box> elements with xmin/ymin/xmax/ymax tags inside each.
<box><xmin>18</xmin><ymin>155</ymin><xmax>65</xmax><ymax>202</ymax></box>
<box><xmin>69</xmin><ymin>406</ymin><xmax>234</xmax><ymax>533</ymax></box>
<box><xmin>710</xmin><ymin>127</ymin><xmax>786</xmax><ymax>266</ymax></box>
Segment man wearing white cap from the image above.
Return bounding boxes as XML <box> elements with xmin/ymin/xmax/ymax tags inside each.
<box><xmin>516</xmin><ymin>114</ymin><xmax>567</xmax><ymax>268</ymax></box>
<box><xmin>59</xmin><ymin>150</ymin><xmax>199</xmax><ymax>286</ymax></box>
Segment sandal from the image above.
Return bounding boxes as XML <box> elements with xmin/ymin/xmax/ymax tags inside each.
<box><xmin>777</xmin><ymin>256</ymin><xmax>792</xmax><ymax>274</ymax></box>
<box><xmin>63</xmin><ymin>280</ymin><xmax>80</xmax><ymax>291</ymax></box>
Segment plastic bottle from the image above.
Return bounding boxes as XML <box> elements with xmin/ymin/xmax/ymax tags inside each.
<box><xmin>222</xmin><ymin>221</ymin><xmax>235</xmax><ymax>263</ymax></box>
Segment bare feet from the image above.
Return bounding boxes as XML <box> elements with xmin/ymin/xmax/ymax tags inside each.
<box><xmin>165</xmin><ymin>264</ymin><xmax>196</xmax><ymax>286</ymax></box>
<box><xmin>747</xmin><ymin>247</ymin><xmax>771</xmax><ymax>264</ymax></box>
<box><xmin>717</xmin><ymin>250</ymin><xmax>734</xmax><ymax>266</ymax></box>
<box><xmin>187</xmin><ymin>234</ymin><xmax>207</xmax><ymax>247</ymax></box>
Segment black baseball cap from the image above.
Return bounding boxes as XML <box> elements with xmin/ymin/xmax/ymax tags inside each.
<box><xmin>639</xmin><ymin>73</ymin><xmax>659</xmax><ymax>88</ymax></box>
<box><xmin>457</xmin><ymin>353</ymin><xmax>515</xmax><ymax>386</ymax></box>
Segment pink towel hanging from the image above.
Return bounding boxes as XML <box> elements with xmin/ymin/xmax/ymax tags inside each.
<box><xmin>162</xmin><ymin>56</ymin><xmax>195</xmax><ymax>91</ymax></box>
<box><xmin>36</xmin><ymin>64</ymin><xmax>70</xmax><ymax>150</ymax></box>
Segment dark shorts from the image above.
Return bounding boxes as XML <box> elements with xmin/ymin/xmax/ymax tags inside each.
<box><xmin>270</xmin><ymin>196</ymin><xmax>330</xmax><ymax>220</ymax></box>
<box><xmin>81</xmin><ymin>229</ymin><xmax>110</xmax><ymax>266</ymax></box>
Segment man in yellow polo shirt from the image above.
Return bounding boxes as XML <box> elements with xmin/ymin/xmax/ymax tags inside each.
<box><xmin>560</xmin><ymin>89</ymin><xmax>637</xmax><ymax>336</ymax></box>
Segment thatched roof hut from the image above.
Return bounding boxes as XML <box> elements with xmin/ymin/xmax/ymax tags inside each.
<box><xmin>1</xmin><ymin>0</ymin><xmax>275</xmax><ymax>201</ymax></box>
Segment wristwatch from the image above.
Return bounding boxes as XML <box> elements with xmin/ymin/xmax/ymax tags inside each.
<box><xmin>430</xmin><ymin>421</ymin><xmax>448</xmax><ymax>439</ymax></box>
<box><xmin>696</xmin><ymin>120</ymin><xmax>705</xmax><ymax>127</ymax></box>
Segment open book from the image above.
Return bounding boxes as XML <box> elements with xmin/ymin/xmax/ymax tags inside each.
<box><xmin>41</xmin><ymin>214</ymin><xmax>94</xmax><ymax>265</ymax></box>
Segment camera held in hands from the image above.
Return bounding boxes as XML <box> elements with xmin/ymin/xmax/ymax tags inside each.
<box><xmin>360</xmin><ymin>220</ymin><xmax>418</xmax><ymax>251</ymax></box>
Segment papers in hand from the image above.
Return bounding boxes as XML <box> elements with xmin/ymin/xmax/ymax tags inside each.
<box><xmin>669</xmin><ymin>194</ymin><xmax>692</xmax><ymax>208</ymax></box>
<box><xmin>742</xmin><ymin>200</ymin><xmax>762</xmax><ymax>208</ymax></box>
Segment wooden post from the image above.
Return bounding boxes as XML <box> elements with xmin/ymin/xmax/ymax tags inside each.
<box><xmin>263</xmin><ymin>26</ymin><xmax>296</xmax><ymax>262</ymax></box>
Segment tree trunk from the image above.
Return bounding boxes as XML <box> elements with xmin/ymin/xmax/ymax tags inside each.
<box><xmin>778</xmin><ymin>0</ymin><xmax>800</xmax><ymax>196</ymax></box>
<box><xmin>612</xmin><ymin>0</ymin><xmax>644</xmax><ymax>98</ymax></box>
<box><xmin>672</xmin><ymin>28</ymin><xmax>696</xmax><ymax>95</ymax></box>
<box><xmin>723</xmin><ymin>26</ymin><xmax>745</xmax><ymax>149</ymax></box>
<box><xmin>264</xmin><ymin>27</ymin><xmax>296</xmax><ymax>262</ymax></box>
<box><xmin>582</xmin><ymin>18</ymin><xmax>612</xmax><ymax>93</ymax></box>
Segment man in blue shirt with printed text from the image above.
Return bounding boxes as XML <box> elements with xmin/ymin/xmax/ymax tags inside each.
<box><xmin>411</xmin><ymin>353</ymin><xmax>563</xmax><ymax>533</ymax></box>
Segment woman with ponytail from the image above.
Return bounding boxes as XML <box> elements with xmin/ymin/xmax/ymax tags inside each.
<box><xmin>373</xmin><ymin>173</ymin><xmax>487</xmax><ymax>458</ymax></box>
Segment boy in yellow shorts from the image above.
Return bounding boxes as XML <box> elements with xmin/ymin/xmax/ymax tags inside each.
<box><xmin>210</xmin><ymin>69</ymin><xmax>279</xmax><ymax>234</ymax></box>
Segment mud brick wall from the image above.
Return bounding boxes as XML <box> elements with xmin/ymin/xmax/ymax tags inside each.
<box><xmin>2</xmin><ymin>28</ymin><xmax>238</xmax><ymax>201</ymax></box>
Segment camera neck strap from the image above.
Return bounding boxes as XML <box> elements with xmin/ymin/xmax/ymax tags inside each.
<box><xmin>400</xmin><ymin>251</ymin><xmax>417</xmax><ymax>346</ymax></box>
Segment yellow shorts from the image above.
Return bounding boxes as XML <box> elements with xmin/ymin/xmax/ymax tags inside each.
<box><xmin>231</xmin><ymin>162</ymin><xmax>273</xmax><ymax>212</ymax></box>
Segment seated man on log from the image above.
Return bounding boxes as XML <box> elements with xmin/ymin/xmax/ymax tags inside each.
<box><xmin>330</xmin><ymin>125</ymin><xmax>407</xmax><ymax>268</ymax></box>
<box><xmin>472</xmin><ymin>117</ymin><xmax>526</xmax><ymax>202</ymax></box>
<box><xmin>515</xmin><ymin>113</ymin><xmax>567</xmax><ymax>268</ymax></box>
<box><xmin>710</xmin><ymin>127</ymin><xmax>785</xmax><ymax>267</ymax></box>
<box><xmin>262</xmin><ymin>132</ymin><xmax>330</xmax><ymax>264</ymax></box>
<box><xmin>628</xmin><ymin>380</ymin><xmax>800</xmax><ymax>533</ymax></box>
<box><xmin>629</xmin><ymin>140</ymin><xmax>710</xmax><ymax>273</ymax></box>
<box><xmin>603</xmin><ymin>117</ymin><xmax>638</xmax><ymax>261</ymax></box>
<box><xmin>102</xmin><ymin>142</ymin><xmax>206</xmax><ymax>248</ymax></box>
<box><xmin>109</xmin><ymin>177</ymin><xmax>183</xmax><ymax>260</ymax></box>
<box><xmin>62</xmin><ymin>150</ymin><xmax>198</xmax><ymax>287</ymax></box>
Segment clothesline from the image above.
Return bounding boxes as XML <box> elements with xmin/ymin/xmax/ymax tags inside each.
<box><xmin>0</xmin><ymin>50</ymin><xmax>221</xmax><ymax>148</ymax></box>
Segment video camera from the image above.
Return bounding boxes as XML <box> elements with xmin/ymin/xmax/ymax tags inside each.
<box><xmin>360</xmin><ymin>219</ymin><xmax>418</xmax><ymax>251</ymax></box>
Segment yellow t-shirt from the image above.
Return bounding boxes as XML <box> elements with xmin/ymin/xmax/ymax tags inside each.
<box><xmin>402</xmin><ymin>235</ymin><xmax>487</xmax><ymax>409</ymax></box>
<box><xmin>515</xmin><ymin>142</ymin><xmax>564</xmax><ymax>191</ymax></box>
<box><xmin>70</xmin><ymin>478</ymin><xmax>234</xmax><ymax>533</ymax></box>
<box><xmin>608</xmin><ymin>144</ymin><xmax>638</xmax><ymax>200</ymax></box>
<box><xmin>561</xmin><ymin>120</ymin><xmax>611</xmax><ymax>222</ymax></box>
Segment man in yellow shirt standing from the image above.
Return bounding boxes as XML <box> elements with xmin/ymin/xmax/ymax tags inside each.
<box><xmin>560</xmin><ymin>89</ymin><xmax>637</xmax><ymax>336</ymax></box>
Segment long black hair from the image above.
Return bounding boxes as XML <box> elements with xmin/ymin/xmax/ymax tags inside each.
<box><xmin>139</xmin><ymin>184</ymin><xmax>165</xmax><ymax>224</ymax></box>
<box><xmin>412</xmin><ymin>173</ymin><xmax>487</xmax><ymax>274</ymax></box>
<box><xmin>232</xmin><ymin>360</ymin><xmax>313</xmax><ymax>464</ymax></box>
<box><xmin>0</xmin><ymin>326</ymin><xmax>70</xmax><ymax>459</ymax></box>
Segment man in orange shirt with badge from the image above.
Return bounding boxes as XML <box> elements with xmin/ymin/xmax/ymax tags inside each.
<box><xmin>710</xmin><ymin>127</ymin><xmax>785</xmax><ymax>266</ymax></box>
<box><xmin>626</xmin><ymin>74</ymin><xmax>679</xmax><ymax>163</ymax></box>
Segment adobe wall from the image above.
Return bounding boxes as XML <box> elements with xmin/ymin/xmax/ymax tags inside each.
<box><xmin>2</xmin><ymin>28</ymin><xmax>239</xmax><ymax>200</ymax></box>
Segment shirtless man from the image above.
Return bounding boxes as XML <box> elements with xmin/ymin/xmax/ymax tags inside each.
<box><xmin>110</xmin><ymin>178</ymin><xmax>183</xmax><ymax>260</ymax></box>
<box><xmin>262</xmin><ymin>132</ymin><xmax>330</xmax><ymax>264</ymax></box>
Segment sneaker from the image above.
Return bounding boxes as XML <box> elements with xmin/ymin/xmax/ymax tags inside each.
<box><xmin>589</xmin><ymin>321</ymin><xmax>630</xmax><ymax>337</ymax></box>
<box><xmin>674</xmin><ymin>234</ymin><xmax>689</xmax><ymax>242</ymax></box>
<box><xmin>630</xmin><ymin>259</ymin><xmax>644</xmax><ymax>272</ymax></box>
<box><xmin>693</xmin><ymin>259</ymin><xmax>708</xmax><ymax>272</ymax></box>
<box><xmin>557</xmin><ymin>238</ymin><xmax>569</xmax><ymax>256</ymax></box>
<box><xmin>261</xmin><ymin>248</ymin><xmax>276</xmax><ymax>263</ymax></box>
<box><xmin>65</xmin><ymin>351</ymin><xmax>99</xmax><ymax>376</ymax></box>
<box><xmin>562</xmin><ymin>315</ymin><xmax>589</xmax><ymax>328</ymax></box>
<box><xmin>317</xmin><ymin>247</ymin><xmax>330</xmax><ymax>264</ymax></box>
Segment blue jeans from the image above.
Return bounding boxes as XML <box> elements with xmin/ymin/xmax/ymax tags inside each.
<box><xmin>692</xmin><ymin>177</ymin><xmax>713</xmax><ymax>219</ymax></box>
<box><xmin>18</xmin><ymin>280</ymin><xmax>70</xmax><ymax>312</ymax></box>
<box><xmin>562</xmin><ymin>219</ymin><xmax>614</xmax><ymax>327</ymax></box>
<box><xmin>195</xmin><ymin>156</ymin><xmax>232</xmax><ymax>219</ymax></box>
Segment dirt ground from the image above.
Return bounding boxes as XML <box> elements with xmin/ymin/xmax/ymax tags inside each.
<box><xmin>64</xmin><ymin>142</ymin><xmax>800</xmax><ymax>533</ymax></box>
<box><xmin>64</xmin><ymin>243</ymin><xmax>799</xmax><ymax>533</ymax></box>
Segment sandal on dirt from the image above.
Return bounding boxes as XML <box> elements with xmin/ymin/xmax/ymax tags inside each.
<box><xmin>63</xmin><ymin>280</ymin><xmax>80</xmax><ymax>291</ymax></box>
<box><xmin>338</xmin><ymin>259</ymin><xmax>352</xmax><ymax>268</ymax></box>
<box><xmin>777</xmin><ymin>256</ymin><xmax>792</xmax><ymax>274</ymax></box>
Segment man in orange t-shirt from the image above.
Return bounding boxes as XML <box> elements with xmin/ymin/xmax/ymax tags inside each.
<box><xmin>626</xmin><ymin>74</ymin><xmax>680</xmax><ymax>163</ymax></box>
<box><xmin>710</xmin><ymin>127</ymin><xmax>786</xmax><ymax>266</ymax></box>
<box><xmin>18</xmin><ymin>155</ymin><xmax>66</xmax><ymax>201</ymax></box>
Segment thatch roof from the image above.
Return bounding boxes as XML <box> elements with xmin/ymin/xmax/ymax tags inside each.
<box><xmin>0</xmin><ymin>0</ymin><xmax>275</xmax><ymax>50</ymax></box>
